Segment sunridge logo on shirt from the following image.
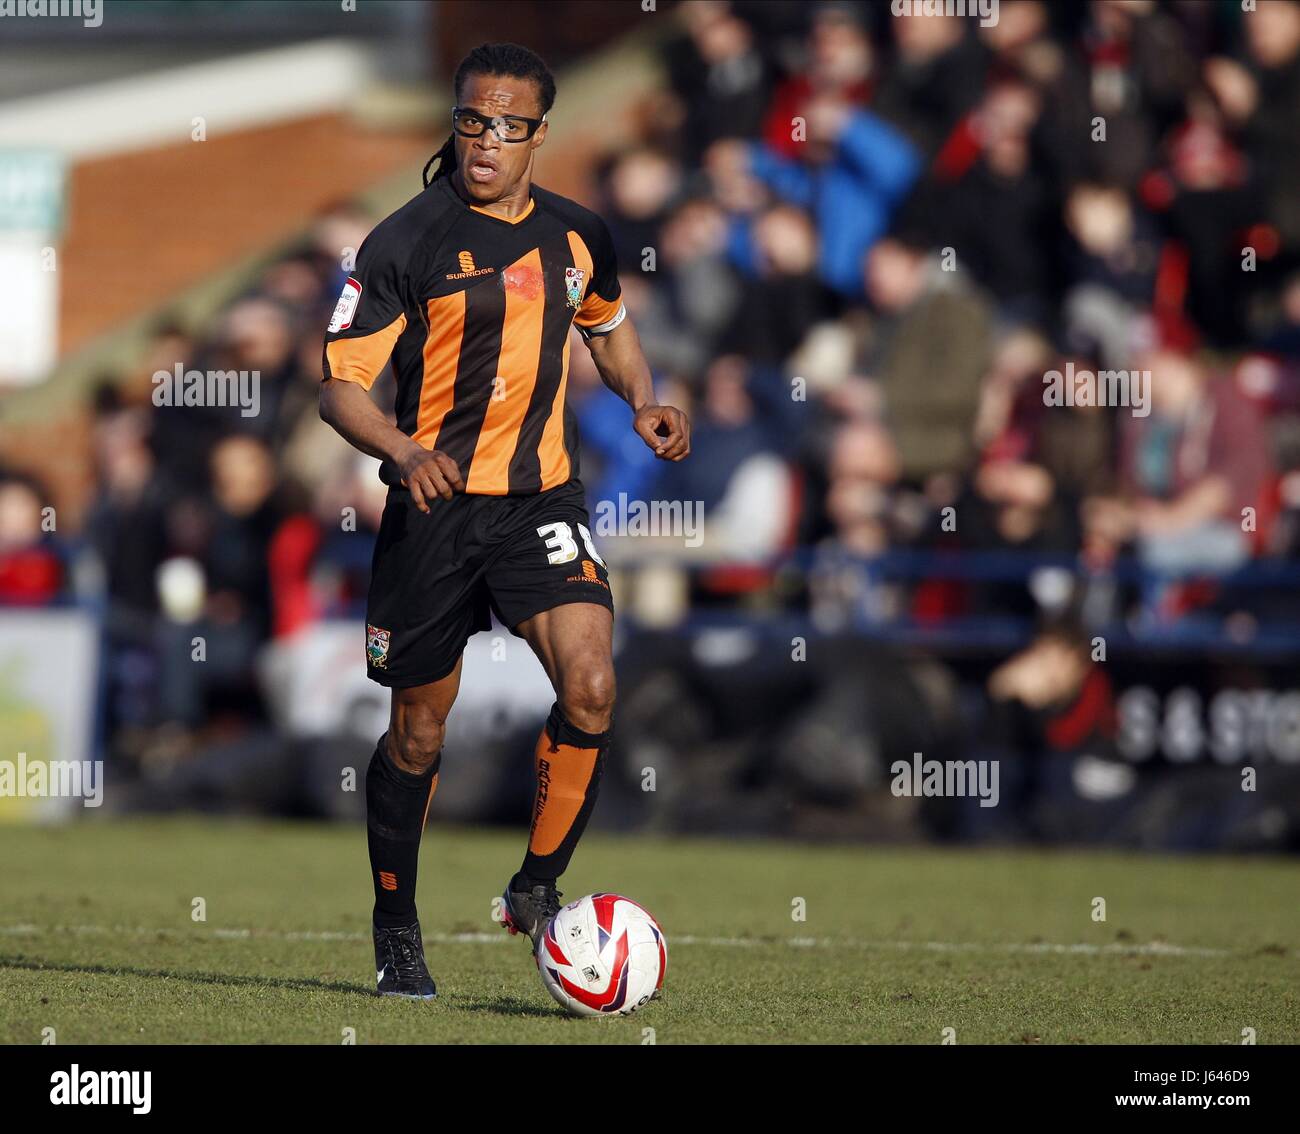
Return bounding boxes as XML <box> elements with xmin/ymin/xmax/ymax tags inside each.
<box><xmin>445</xmin><ymin>249</ymin><xmax>496</xmax><ymax>281</ymax></box>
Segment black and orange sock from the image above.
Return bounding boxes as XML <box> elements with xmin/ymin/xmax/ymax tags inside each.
<box><xmin>517</xmin><ymin>704</ymin><xmax>609</xmax><ymax>888</ymax></box>
<box><xmin>365</xmin><ymin>734</ymin><xmax>439</xmax><ymax>929</ymax></box>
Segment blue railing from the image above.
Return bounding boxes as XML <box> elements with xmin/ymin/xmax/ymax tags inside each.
<box><xmin>5</xmin><ymin>539</ymin><xmax>1297</xmax><ymax>658</ymax></box>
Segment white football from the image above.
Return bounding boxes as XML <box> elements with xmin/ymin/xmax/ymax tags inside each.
<box><xmin>536</xmin><ymin>893</ymin><xmax>667</xmax><ymax>1017</ymax></box>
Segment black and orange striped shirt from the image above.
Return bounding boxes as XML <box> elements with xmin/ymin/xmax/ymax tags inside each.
<box><xmin>322</xmin><ymin>177</ymin><xmax>625</xmax><ymax>495</ymax></box>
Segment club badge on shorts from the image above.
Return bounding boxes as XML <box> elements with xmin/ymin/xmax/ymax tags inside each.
<box><xmin>564</xmin><ymin>267</ymin><xmax>585</xmax><ymax>309</ymax></box>
<box><xmin>366</xmin><ymin>624</ymin><xmax>391</xmax><ymax>669</ymax></box>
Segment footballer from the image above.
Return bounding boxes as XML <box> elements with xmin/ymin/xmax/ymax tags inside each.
<box><xmin>320</xmin><ymin>42</ymin><xmax>690</xmax><ymax>998</ymax></box>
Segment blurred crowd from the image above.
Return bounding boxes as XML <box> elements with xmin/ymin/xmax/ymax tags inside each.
<box><xmin>4</xmin><ymin>0</ymin><xmax>1300</xmax><ymax>778</ymax></box>
<box><xmin>603</xmin><ymin>0</ymin><xmax>1300</xmax><ymax>602</ymax></box>
<box><xmin>0</xmin><ymin>201</ymin><xmax>394</xmax><ymax>756</ymax></box>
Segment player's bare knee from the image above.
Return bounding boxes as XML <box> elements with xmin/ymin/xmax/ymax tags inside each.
<box><xmin>388</xmin><ymin>708</ymin><xmax>446</xmax><ymax>774</ymax></box>
<box><xmin>560</xmin><ymin>666</ymin><xmax>616</xmax><ymax>733</ymax></box>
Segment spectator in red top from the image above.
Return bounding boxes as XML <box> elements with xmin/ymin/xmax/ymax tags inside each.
<box><xmin>1086</xmin><ymin>347</ymin><xmax>1273</xmax><ymax>574</ymax></box>
<box><xmin>0</xmin><ymin>473</ymin><xmax>62</xmax><ymax>606</ymax></box>
<box><xmin>762</xmin><ymin>3</ymin><xmax>876</xmax><ymax>159</ymax></box>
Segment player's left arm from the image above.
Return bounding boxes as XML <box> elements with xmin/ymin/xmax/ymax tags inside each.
<box><xmin>585</xmin><ymin>317</ymin><xmax>690</xmax><ymax>462</ymax></box>
<box><xmin>574</xmin><ymin>212</ymin><xmax>689</xmax><ymax>462</ymax></box>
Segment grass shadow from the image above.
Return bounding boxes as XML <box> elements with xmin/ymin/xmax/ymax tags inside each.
<box><xmin>454</xmin><ymin>993</ymin><xmax>561</xmax><ymax>1019</ymax></box>
<box><xmin>0</xmin><ymin>955</ymin><xmax>370</xmax><ymax>998</ymax></box>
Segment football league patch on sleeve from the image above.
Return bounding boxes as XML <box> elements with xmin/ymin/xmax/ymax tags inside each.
<box><xmin>328</xmin><ymin>277</ymin><xmax>363</xmax><ymax>333</ymax></box>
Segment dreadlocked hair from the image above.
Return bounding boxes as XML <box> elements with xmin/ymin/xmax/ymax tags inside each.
<box><xmin>422</xmin><ymin>134</ymin><xmax>456</xmax><ymax>188</ymax></box>
<box><xmin>421</xmin><ymin>42</ymin><xmax>556</xmax><ymax>189</ymax></box>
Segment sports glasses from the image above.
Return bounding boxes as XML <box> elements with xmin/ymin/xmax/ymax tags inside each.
<box><xmin>452</xmin><ymin>106</ymin><xmax>546</xmax><ymax>142</ymax></box>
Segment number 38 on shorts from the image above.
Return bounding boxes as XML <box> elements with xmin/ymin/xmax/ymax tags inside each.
<box><xmin>536</xmin><ymin>521</ymin><xmax>607</xmax><ymax>568</ymax></box>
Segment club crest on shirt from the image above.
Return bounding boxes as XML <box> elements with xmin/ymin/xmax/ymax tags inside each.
<box><xmin>366</xmin><ymin>624</ymin><xmax>391</xmax><ymax>669</ymax></box>
<box><xmin>564</xmin><ymin>267</ymin><xmax>586</xmax><ymax>309</ymax></box>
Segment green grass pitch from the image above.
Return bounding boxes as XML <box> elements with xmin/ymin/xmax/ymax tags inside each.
<box><xmin>0</xmin><ymin>818</ymin><xmax>1296</xmax><ymax>1044</ymax></box>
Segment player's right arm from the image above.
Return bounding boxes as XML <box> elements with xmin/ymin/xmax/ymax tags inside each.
<box><xmin>319</xmin><ymin>379</ymin><xmax>463</xmax><ymax>511</ymax></box>
<box><xmin>319</xmin><ymin>222</ymin><xmax>463</xmax><ymax>513</ymax></box>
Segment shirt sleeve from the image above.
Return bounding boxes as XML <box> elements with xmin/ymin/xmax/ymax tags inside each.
<box><xmin>574</xmin><ymin>215</ymin><xmax>625</xmax><ymax>337</ymax></box>
<box><xmin>321</xmin><ymin>225</ymin><xmax>409</xmax><ymax>391</ymax></box>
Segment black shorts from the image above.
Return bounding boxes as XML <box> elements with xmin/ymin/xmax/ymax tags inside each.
<box><xmin>364</xmin><ymin>478</ymin><xmax>613</xmax><ymax>688</ymax></box>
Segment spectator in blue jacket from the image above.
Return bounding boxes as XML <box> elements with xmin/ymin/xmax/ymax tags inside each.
<box><xmin>707</xmin><ymin>97</ymin><xmax>921</xmax><ymax>298</ymax></box>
